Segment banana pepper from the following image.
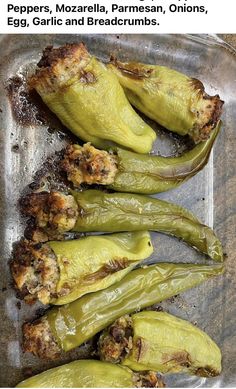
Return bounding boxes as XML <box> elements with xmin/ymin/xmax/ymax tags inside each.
<box><xmin>30</xmin><ymin>43</ymin><xmax>156</xmax><ymax>153</ymax></box>
<box><xmin>22</xmin><ymin>262</ymin><xmax>224</xmax><ymax>359</ymax></box>
<box><xmin>11</xmin><ymin>231</ymin><xmax>152</xmax><ymax>305</ymax></box>
<box><xmin>16</xmin><ymin>359</ymin><xmax>164</xmax><ymax>388</ymax></box>
<box><xmin>108</xmin><ymin>58</ymin><xmax>224</xmax><ymax>143</ymax></box>
<box><xmin>98</xmin><ymin>311</ymin><xmax>221</xmax><ymax>377</ymax></box>
<box><xmin>61</xmin><ymin>122</ymin><xmax>221</xmax><ymax>194</ymax></box>
<box><xmin>22</xmin><ymin>190</ymin><xmax>223</xmax><ymax>261</ymax></box>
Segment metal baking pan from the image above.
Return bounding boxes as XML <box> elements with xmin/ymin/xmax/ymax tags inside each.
<box><xmin>0</xmin><ymin>34</ymin><xmax>235</xmax><ymax>387</ymax></box>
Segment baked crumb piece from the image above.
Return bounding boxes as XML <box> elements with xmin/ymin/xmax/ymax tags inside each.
<box><xmin>30</xmin><ymin>43</ymin><xmax>92</xmax><ymax>95</ymax></box>
<box><xmin>134</xmin><ymin>371</ymin><xmax>165</xmax><ymax>388</ymax></box>
<box><xmin>99</xmin><ymin>315</ymin><xmax>133</xmax><ymax>363</ymax></box>
<box><xmin>11</xmin><ymin>240</ymin><xmax>59</xmax><ymax>304</ymax></box>
<box><xmin>189</xmin><ymin>79</ymin><xmax>224</xmax><ymax>142</ymax></box>
<box><xmin>61</xmin><ymin>143</ymin><xmax>118</xmax><ymax>186</ymax></box>
<box><xmin>22</xmin><ymin>317</ymin><xmax>61</xmax><ymax>359</ymax></box>
<box><xmin>21</xmin><ymin>191</ymin><xmax>78</xmax><ymax>234</ymax></box>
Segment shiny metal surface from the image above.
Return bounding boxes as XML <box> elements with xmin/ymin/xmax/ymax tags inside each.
<box><xmin>0</xmin><ymin>34</ymin><xmax>235</xmax><ymax>387</ymax></box>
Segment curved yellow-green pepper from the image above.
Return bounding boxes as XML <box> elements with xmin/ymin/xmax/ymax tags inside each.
<box><xmin>31</xmin><ymin>43</ymin><xmax>156</xmax><ymax>153</ymax></box>
<box><xmin>108</xmin><ymin>59</ymin><xmax>223</xmax><ymax>143</ymax></box>
<box><xmin>72</xmin><ymin>190</ymin><xmax>223</xmax><ymax>261</ymax></box>
<box><xmin>16</xmin><ymin>360</ymin><xmax>163</xmax><ymax>388</ymax></box>
<box><xmin>62</xmin><ymin>122</ymin><xmax>221</xmax><ymax>194</ymax></box>
<box><xmin>21</xmin><ymin>189</ymin><xmax>223</xmax><ymax>261</ymax></box>
<box><xmin>22</xmin><ymin>262</ymin><xmax>224</xmax><ymax>359</ymax></box>
<box><xmin>11</xmin><ymin>231</ymin><xmax>152</xmax><ymax>305</ymax></box>
<box><xmin>99</xmin><ymin>311</ymin><xmax>221</xmax><ymax>377</ymax></box>
<box><xmin>110</xmin><ymin>122</ymin><xmax>220</xmax><ymax>194</ymax></box>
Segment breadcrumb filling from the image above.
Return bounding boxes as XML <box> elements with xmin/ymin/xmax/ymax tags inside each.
<box><xmin>11</xmin><ymin>240</ymin><xmax>59</xmax><ymax>304</ymax></box>
<box><xmin>23</xmin><ymin>317</ymin><xmax>61</xmax><ymax>359</ymax></box>
<box><xmin>21</xmin><ymin>192</ymin><xmax>78</xmax><ymax>234</ymax></box>
<box><xmin>62</xmin><ymin>143</ymin><xmax>118</xmax><ymax>186</ymax></box>
<box><xmin>134</xmin><ymin>371</ymin><xmax>165</xmax><ymax>388</ymax></box>
<box><xmin>30</xmin><ymin>43</ymin><xmax>92</xmax><ymax>95</ymax></box>
<box><xmin>99</xmin><ymin>315</ymin><xmax>133</xmax><ymax>363</ymax></box>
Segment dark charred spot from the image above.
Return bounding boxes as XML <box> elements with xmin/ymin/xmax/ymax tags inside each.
<box><xmin>16</xmin><ymin>300</ymin><xmax>21</xmax><ymax>310</ymax></box>
<box><xmin>24</xmin><ymin>223</ymin><xmax>50</xmax><ymax>243</ymax></box>
<box><xmin>6</xmin><ymin>75</ymin><xmax>63</xmax><ymax>127</ymax></box>
<box><xmin>195</xmin><ymin>366</ymin><xmax>219</xmax><ymax>377</ymax></box>
<box><xmin>15</xmin><ymin>285</ymin><xmax>30</xmax><ymax>300</ymax></box>
<box><xmin>35</xmin><ymin>307</ymin><xmax>48</xmax><ymax>319</ymax></box>
<box><xmin>12</xmin><ymin>144</ymin><xmax>19</xmax><ymax>152</ymax></box>
<box><xmin>154</xmin><ymin>306</ymin><xmax>164</xmax><ymax>312</ymax></box>
<box><xmin>37</xmin><ymin>43</ymin><xmax>85</xmax><ymax>68</ymax></box>
<box><xmin>24</xmin><ymin>150</ymin><xmax>76</xmax><ymax>197</ymax></box>
<box><xmin>33</xmin><ymin>243</ymin><xmax>43</xmax><ymax>250</ymax></box>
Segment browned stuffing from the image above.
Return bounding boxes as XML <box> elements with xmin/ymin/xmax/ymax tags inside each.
<box><xmin>22</xmin><ymin>317</ymin><xmax>61</xmax><ymax>359</ymax></box>
<box><xmin>61</xmin><ymin>143</ymin><xmax>118</xmax><ymax>187</ymax></box>
<box><xmin>98</xmin><ymin>315</ymin><xmax>133</xmax><ymax>363</ymax></box>
<box><xmin>30</xmin><ymin>43</ymin><xmax>92</xmax><ymax>95</ymax></box>
<box><xmin>21</xmin><ymin>191</ymin><xmax>78</xmax><ymax>235</ymax></box>
<box><xmin>11</xmin><ymin>240</ymin><xmax>59</xmax><ymax>304</ymax></box>
<box><xmin>189</xmin><ymin>78</ymin><xmax>224</xmax><ymax>143</ymax></box>
<box><xmin>134</xmin><ymin>371</ymin><xmax>165</xmax><ymax>388</ymax></box>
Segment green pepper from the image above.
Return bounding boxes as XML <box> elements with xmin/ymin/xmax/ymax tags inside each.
<box><xmin>73</xmin><ymin>191</ymin><xmax>223</xmax><ymax>261</ymax></box>
<box><xmin>22</xmin><ymin>190</ymin><xmax>223</xmax><ymax>261</ymax></box>
<box><xmin>11</xmin><ymin>231</ymin><xmax>152</xmax><ymax>305</ymax></box>
<box><xmin>98</xmin><ymin>311</ymin><xmax>221</xmax><ymax>377</ymax></box>
<box><xmin>16</xmin><ymin>359</ymin><xmax>164</xmax><ymax>388</ymax></box>
<box><xmin>62</xmin><ymin>122</ymin><xmax>220</xmax><ymax>194</ymax></box>
<box><xmin>108</xmin><ymin>59</ymin><xmax>223</xmax><ymax>143</ymax></box>
<box><xmin>22</xmin><ymin>262</ymin><xmax>224</xmax><ymax>359</ymax></box>
<box><xmin>30</xmin><ymin>43</ymin><xmax>156</xmax><ymax>153</ymax></box>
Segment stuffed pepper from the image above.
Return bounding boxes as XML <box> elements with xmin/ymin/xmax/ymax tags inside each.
<box><xmin>30</xmin><ymin>43</ymin><xmax>156</xmax><ymax>153</ymax></box>
<box><xmin>22</xmin><ymin>262</ymin><xmax>224</xmax><ymax>359</ymax></box>
<box><xmin>61</xmin><ymin>121</ymin><xmax>221</xmax><ymax>194</ymax></box>
<box><xmin>99</xmin><ymin>311</ymin><xmax>221</xmax><ymax>377</ymax></box>
<box><xmin>21</xmin><ymin>190</ymin><xmax>223</xmax><ymax>261</ymax></box>
<box><xmin>11</xmin><ymin>231</ymin><xmax>152</xmax><ymax>305</ymax></box>
<box><xmin>108</xmin><ymin>58</ymin><xmax>223</xmax><ymax>143</ymax></box>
